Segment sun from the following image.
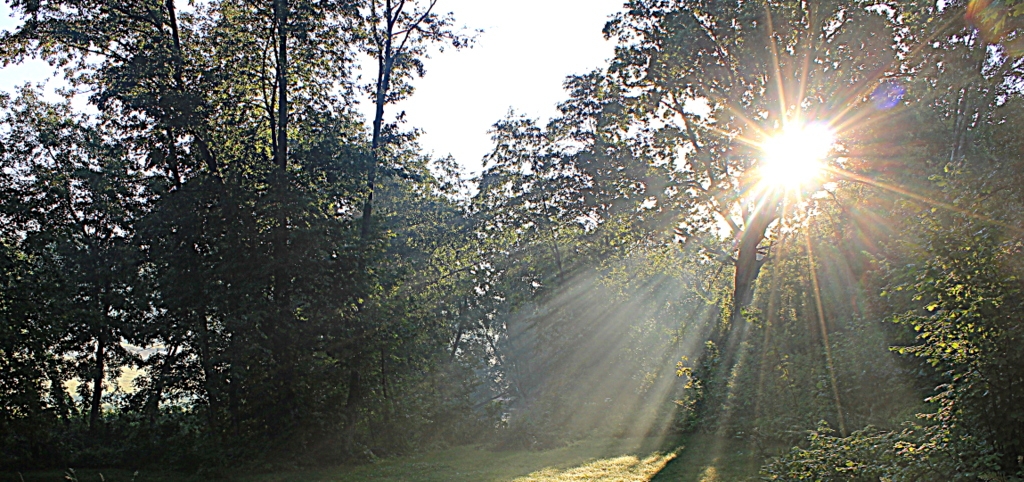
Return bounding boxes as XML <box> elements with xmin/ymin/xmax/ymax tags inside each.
<box><xmin>759</xmin><ymin>123</ymin><xmax>834</xmax><ymax>189</ymax></box>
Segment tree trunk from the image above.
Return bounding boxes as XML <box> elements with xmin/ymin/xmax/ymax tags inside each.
<box><xmin>731</xmin><ymin>200</ymin><xmax>777</xmax><ymax>326</ymax></box>
<box><xmin>196</xmin><ymin>314</ymin><xmax>222</xmax><ymax>430</ymax></box>
<box><xmin>164</xmin><ymin>0</ymin><xmax>220</xmax><ymax>177</ymax></box>
<box><xmin>343</xmin><ymin>368</ymin><xmax>362</xmax><ymax>454</ymax></box>
<box><xmin>270</xmin><ymin>0</ymin><xmax>297</xmax><ymax>440</ymax></box>
<box><xmin>347</xmin><ymin>8</ymin><xmax>398</xmax><ymax>455</ymax></box>
<box><xmin>450</xmin><ymin>323</ymin><xmax>464</xmax><ymax>362</ymax></box>
<box><xmin>361</xmin><ymin>48</ymin><xmax>395</xmax><ymax>240</ymax></box>
<box><xmin>691</xmin><ymin>197</ymin><xmax>778</xmax><ymax>428</ymax></box>
<box><xmin>89</xmin><ymin>331</ymin><xmax>105</xmax><ymax>432</ymax></box>
<box><xmin>274</xmin><ymin>0</ymin><xmax>288</xmax><ymax>170</ymax></box>
<box><xmin>146</xmin><ymin>344</ymin><xmax>179</xmax><ymax>425</ymax></box>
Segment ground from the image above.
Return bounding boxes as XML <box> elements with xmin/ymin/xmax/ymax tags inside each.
<box><xmin>3</xmin><ymin>434</ymin><xmax>763</xmax><ymax>481</ymax></box>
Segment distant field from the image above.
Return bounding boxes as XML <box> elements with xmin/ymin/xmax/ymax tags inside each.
<box><xmin>4</xmin><ymin>434</ymin><xmax>763</xmax><ymax>482</ymax></box>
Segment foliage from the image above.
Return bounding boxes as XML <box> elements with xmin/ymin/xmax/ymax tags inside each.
<box><xmin>757</xmin><ymin>0</ymin><xmax>1024</xmax><ymax>478</ymax></box>
<box><xmin>0</xmin><ymin>0</ymin><xmax>487</xmax><ymax>468</ymax></box>
<box><xmin>2</xmin><ymin>0</ymin><xmax>1024</xmax><ymax>477</ymax></box>
<box><xmin>885</xmin><ymin>184</ymin><xmax>1024</xmax><ymax>474</ymax></box>
<box><xmin>762</xmin><ymin>421</ymin><xmax>1003</xmax><ymax>481</ymax></box>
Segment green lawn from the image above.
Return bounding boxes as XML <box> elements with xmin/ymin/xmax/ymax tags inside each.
<box><xmin>4</xmin><ymin>434</ymin><xmax>762</xmax><ymax>482</ymax></box>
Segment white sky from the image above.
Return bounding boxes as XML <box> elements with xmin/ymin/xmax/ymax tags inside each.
<box><xmin>0</xmin><ymin>0</ymin><xmax>624</xmax><ymax>176</ymax></box>
<box><xmin>0</xmin><ymin>4</ymin><xmax>61</xmax><ymax>95</ymax></box>
<box><xmin>376</xmin><ymin>0</ymin><xmax>624</xmax><ymax>175</ymax></box>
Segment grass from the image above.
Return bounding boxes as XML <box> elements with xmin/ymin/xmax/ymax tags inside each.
<box><xmin>1</xmin><ymin>468</ymin><xmax>201</xmax><ymax>482</ymax></box>
<box><xmin>254</xmin><ymin>436</ymin><xmax>675</xmax><ymax>482</ymax></box>
<box><xmin>3</xmin><ymin>434</ymin><xmax>763</xmax><ymax>482</ymax></box>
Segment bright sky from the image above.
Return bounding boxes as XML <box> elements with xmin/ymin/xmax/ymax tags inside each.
<box><xmin>0</xmin><ymin>0</ymin><xmax>624</xmax><ymax>175</ymax></box>
<box><xmin>0</xmin><ymin>4</ymin><xmax>60</xmax><ymax>92</ymax></box>
<box><xmin>379</xmin><ymin>0</ymin><xmax>624</xmax><ymax>175</ymax></box>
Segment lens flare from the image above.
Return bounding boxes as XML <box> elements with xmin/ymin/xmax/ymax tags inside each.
<box><xmin>760</xmin><ymin>123</ymin><xmax>834</xmax><ymax>189</ymax></box>
<box><xmin>871</xmin><ymin>82</ymin><xmax>905</xmax><ymax>110</ymax></box>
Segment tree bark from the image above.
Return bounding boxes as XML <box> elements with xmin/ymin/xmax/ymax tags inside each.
<box><xmin>271</xmin><ymin>0</ymin><xmax>295</xmax><ymax>439</ymax></box>
<box><xmin>146</xmin><ymin>344</ymin><xmax>179</xmax><ymax>425</ymax></box>
<box><xmin>274</xmin><ymin>0</ymin><xmax>288</xmax><ymax>170</ymax></box>
<box><xmin>691</xmin><ymin>196</ymin><xmax>778</xmax><ymax>427</ymax></box>
<box><xmin>347</xmin><ymin>0</ymin><xmax>440</xmax><ymax>454</ymax></box>
<box><xmin>348</xmin><ymin>2</ymin><xmax>399</xmax><ymax>454</ymax></box>
<box><xmin>89</xmin><ymin>331</ymin><xmax>105</xmax><ymax>432</ymax></box>
<box><xmin>731</xmin><ymin>199</ymin><xmax>778</xmax><ymax>326</ymax></box>
<box><xmin>361</xmin><ymin>33</ymin><xmax>395</xmax><ymax>240</ymax></box>
<box><xmin>164</xmin><ymin>0</ymin><xmax>220</xmax><ymax>177</ymax></box>
<box><xmin>450</xmin><ymin>323</ymin><xmax>464</xmax><ymax>362</ymax></box>
<box><xmin>196</xmin><ymin>314</ymin><xmax>222</xmax><ymax>430</ymax></box>
<box><xmin>343</xmin><ymin>368</ymin><xmax>362</xmax><ymax>454</ymax></box>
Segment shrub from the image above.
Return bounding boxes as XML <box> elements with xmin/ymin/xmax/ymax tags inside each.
<box><xmin>760</xmin><ymin>421</ymin><xmax>1003</xmax><ymax>481</ymax></box>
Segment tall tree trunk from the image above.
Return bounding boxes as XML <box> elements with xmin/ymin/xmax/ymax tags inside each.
<box><xmin>343</xmin><ymin>368</ymin><xmax>362</xmax><ymax>454</ymax></box>
<box><xmin>360</xmin><ymin>45</ymin><xmax>395</xmax><ymax>240</ymax></box>
<box><xmin>450</xmin><ymin>324</ymin><xmax>464</xmax><ymax>362</ymax></box>
<box><xmin>164</xmin><ymin>0</ymin><xmax>184</xmax><ymax>86</ymax></box>
<box><xmin>731</xmin><ymin>200</ymin><xmax>777</xmax><ymax>327</ymax></box>
<box><xmin>89</xmin><ymin>331</ymin><xmax>105</xmax><ymax>432</ymax></box>
<box><xmin>542</xmin><ymin>203</ymin><xmax>565</xmax><ymax>282</ymax></box>
<box><xmin>380</xmin><ymin>344</ymin><xmax>393</xmax><ymax>445</ymax></box>
<box><xmin>274</xmin><ymin>0</ymin><xmax>288</xmax><ymax>170</ymax></box>
<box><xmin>50</xmin><ymin>371</ymin><xmax>72</xmax><ymax>426</ymax></box>
<box><xmin>691</xmin><ymin>197</ymin><xmax>778</xmax><ymax>428</ymax></box>
<box><xmin>348</xmin><ymin>6</ymin><xmax>398</xmax><ymax>454</ymax></box>
<box><xmin>196</xmin><ymin>314</ymin><xmax>222</xmax><ymax>430</ymax></box>
<box><xmin>380</xmin><ymin>345</ymin><xmax>389</xmax><ymax>404</ymax></box>
<box><xmin>716</xmin><ymin>200</ymin><xmax>777</xmax><ymax>385</ymax></box>
<box><xmin>164</xmin><ymin>0</ymin><xmax>220</xmax><ymax>176</ymax></box>
<box><xmin>272</xmin><ymin>0</ymin><xmax>295</xmax><ymax>439</ymax></box>
<box><xmin>348</xmin><ymin>0</ymin><xmax>441</xmax><ymax>454</ymax></box>
<box><xmin>146</xmin><ymin>344</ymin><xmax>179</xmax><ymax>425</ymax></box>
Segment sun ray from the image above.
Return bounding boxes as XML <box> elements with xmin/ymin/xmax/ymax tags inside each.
<box><xmin>764</xmin><ymin>3</ymin><xmax>790</xmax><ymax>124</ymax></box>
<box><xmin>696</xmin><ymin>122</ymin><xmax>765</xmax><ymax>149</ymax></box>
<box><xmin>801</xmin><ymin>215</ymin><xmax>848</xmax><ymax>437</ymax></box>
<box><xmin>826</xmin><ymin>13</ymin><xmax>963</xmax><ymax>134</ymax></box>
<box><xmin>795</xmin><ymin>1</ymin><xmax>817</xmax><ymax>118</ymax></box>
<box><xmin>753</xmin><ymin>228</ymin><xmax>793</xmax><ymax>426</ymax></box>
<box><xmin>689</xmin><ymin>92</ymin><xmax>772</xmax><ymax>144</ymax></box>
<box><xmin>826</xmin><ymin>94</ymin><xmax>905</xmax><ymax>138</ymax></box>
<box><xmin>823</xmin><ymin>166</ymin><xmax>1024</xmax><ymax>236</ymax></box>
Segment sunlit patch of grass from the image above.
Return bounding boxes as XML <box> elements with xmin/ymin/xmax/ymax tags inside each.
<box><xmin>513</xmin><ymin>452</ymin><xmax>676</xmax><ymax>481</ymax></box>
<box><xmin>697</xmin><ymin>465</ymin><xmax>719</xmax><ymax>482</ymax></box>
<box><xmin>252</xmin><ymin>437</ymin><xmax>677</xmax><ymax>482</ymax></box>
<box><xmin>247</xmin><ymin>434</ymin><xmax>761</xmax><ymax>482</ymax></box>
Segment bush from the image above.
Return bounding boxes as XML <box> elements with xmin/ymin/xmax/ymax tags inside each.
<box><xmin>760</xmin><ymin>421</ymin><xmax>1004</xmax><ymax>481</ymax></box>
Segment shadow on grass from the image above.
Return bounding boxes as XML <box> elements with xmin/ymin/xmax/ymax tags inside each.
<box><xmin>649</xmin><ymin>433</ymin><xmax>762</xmax><ymax>482</ymax></box>
<box><xmin>1</xmin><ymin>468</ymin><xmax>204</xmax><ymax>482</ymax></box>
<box><xmin>3</xmin><ymin>434</ymin><xmax>764</xmax><ymax>481</ymax></box>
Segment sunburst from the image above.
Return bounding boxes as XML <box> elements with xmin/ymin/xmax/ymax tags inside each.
<box><xmin>758</xmin><ymin>123</ymin><xmax>834</xmax><ymax>190</ymax></box>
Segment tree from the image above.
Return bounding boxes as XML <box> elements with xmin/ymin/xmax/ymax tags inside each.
<box><xmin>358</xmin><ymin>0</ymin><xmax>471</xmax><ymax>239</ymax></box>
<box><xmin>0</xmin><ymin>89</ymin><xmax>146</xmax><ymax>433</ymax></box>
<box><xmin>757</xmin><ymin>0</ymin><xmax>1024</xmax><ymax>476</ymax></box>
<box><xmin>2</xmin><ymin>0</ymin><xmax>371</xmax><ymax>449</ymax></box>
<box><xmin>878</xmin><ymin>0</ymin><xmax>1024</xmax><ymax>471</ymax></box>
<box><xmin>333</xmin><ymin>0</ymin><xmax>470</xmax><ymax>451</ymax></box>
<box><xmin>603</xmin><ymin>0</ymin><xmax>904</xmax><ymax>423</ymax></box>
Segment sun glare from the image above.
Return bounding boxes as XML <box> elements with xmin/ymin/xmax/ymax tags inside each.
<box><xmin>760</xmin><ymin>123</ymin><xmax>834</xmax><ymax>189</ymax></box>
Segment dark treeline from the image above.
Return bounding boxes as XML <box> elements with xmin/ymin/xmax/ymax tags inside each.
<box><xmin>2</xmin><ymin>0</ymin><xmax>1024</xmax><ymax>479</ymax></box>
